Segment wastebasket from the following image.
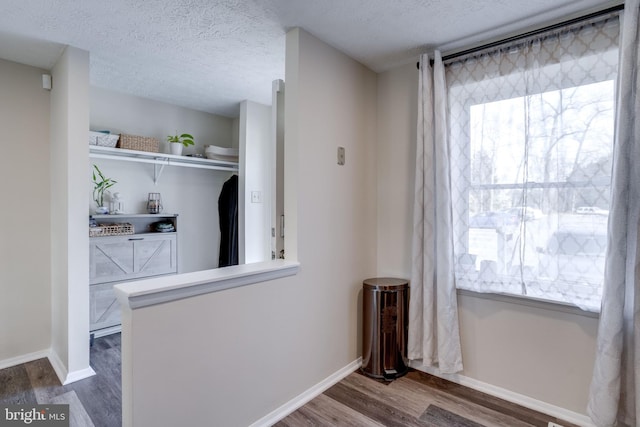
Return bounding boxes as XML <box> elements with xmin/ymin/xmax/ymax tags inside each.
<box><xmin>361</xmin><ymin>277</ymin><xmax>409</xmax><ymax>380</ymax></box>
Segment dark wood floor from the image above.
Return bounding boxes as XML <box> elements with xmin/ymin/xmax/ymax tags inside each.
<box><xmin>1</xmin><ymin>337</ymin><xmax>579</xmax><ymax>427</ymax></box>
<box><xmin>0</xmin><ymin>333</ymin><xmax>121</xmax><ymax>427</ymax></box>
<box><xmin>275</xmin><ymin>370</ymin><xmax>580</xmax><ymax>427</ymax></box>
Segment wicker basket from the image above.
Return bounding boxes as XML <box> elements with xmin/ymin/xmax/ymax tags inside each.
<box><xmin>89</xmin><ymin>223</ymin><xmax>135</xmax><ymax>237</ymax></box>
<box><xmin>118</xmin><ymin>134</ymin><xmax>160</xmax><ymax>153</ymax></box>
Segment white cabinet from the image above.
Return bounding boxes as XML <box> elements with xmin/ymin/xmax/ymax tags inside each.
<box><xmin>89</xmin><ymin>214</ymin><xmax>178</xmax><ymax>333</ymax></box>
<box><xmin>90</xmin><ymin>233</ymin><xmax>177</xmax><ymax>284</ymax></box>
<box><xmin>90</xmin><ymin>282</ymin><xmax>123</xmax><ymax>333</ymax></box>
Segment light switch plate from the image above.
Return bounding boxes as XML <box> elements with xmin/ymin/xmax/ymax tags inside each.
<box><xmin>337</xmin><ymin>146</ymin><xmax>345</xmax><ymax>165</ymax></box>
<box><xmin>251</xmin><ymin>191</ymin><xmax>262</xmax><ymax>203</ymax></box>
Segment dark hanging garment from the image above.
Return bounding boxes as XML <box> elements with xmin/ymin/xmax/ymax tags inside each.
<box><xmin>218</xmin><ymin>174</ymin><xmax>239</xmax><ymax>267</ymax></box>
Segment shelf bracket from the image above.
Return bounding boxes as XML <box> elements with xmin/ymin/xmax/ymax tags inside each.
<box><xmin>153</xmin><ymin>163</ymin><xmax>167</xmax><ymax>184</ymax></box>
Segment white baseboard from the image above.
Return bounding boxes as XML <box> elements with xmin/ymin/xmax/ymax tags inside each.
<box><xmin>62</xmin><ymin>366</ymin><xmax>96</xmax><ymax>385</ymax></box>
<box><xmin>1</xmin><ymin>348</ymin><xmax>96</xmax><ymax>386</ymax></box>
<box><xmin>0</xmin><ymin>349</ymin><xmax>50</xmax><ymax>370</ymax></box>
<box><xmin>48</xmin><ymin>349</ymin><xmax>96</xmax><ymax>385</ymax></box>
<box><xmin>409</xmin><ymin>361</ymin><xmax>596</xmax><ymax>427</ymax></box>
<box><xmin>249</xmin><ymin>358</ymin><xmax>362</xmax><ymax>427</ymax></box>
<box><xmin>47</xmin><ymin>349</ymin><xmax>68</xmax><ymax>384</ymax></box>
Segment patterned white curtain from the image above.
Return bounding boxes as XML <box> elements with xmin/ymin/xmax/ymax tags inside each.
<box><xmin>408</xmin><ymin>51</ymin><xmax>463</xmax><ymax>374</ymax></box>
<box><xmin>588</xmin><ymin>1</ymin><xmax>640</xmax><ymax>425</ymax></box>
<box><xmin>446</xmin><ymin>15</ymin><xmax>619</xmax><ymax>312</ymax></box>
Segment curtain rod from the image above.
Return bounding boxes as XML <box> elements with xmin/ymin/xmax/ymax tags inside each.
<box><xmin>418</xmin><ymin>3</ymin><xmax>624</xmax><ymax>69</ymax></box>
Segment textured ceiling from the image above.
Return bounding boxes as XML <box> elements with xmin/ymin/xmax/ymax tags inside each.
<box><xmin>0</xmin><ymin>0</ymin><xmax>623</xmax><ymax>117</ymax></box>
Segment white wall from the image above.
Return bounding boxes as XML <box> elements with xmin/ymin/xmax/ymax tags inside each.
<box><xmin>0</xmin><ymin>58</ymin><xmax>52</xmax><ymax>364</ymax></box>
<box><xmin>458</xmin><ymin>294</ymin><xmax>598</xmax><ymax>414</ymax></box>
<box><xmin>90</xmin><ymin>88</ymin><xmax>236</xmax><ymax>272</ymax></box>
<box><xmin>121</xmin><ymin>28</ymin><xmax>378</xmax><ymax>426</ymax></box>
<box><xmin>376</xmin><ymin>62</ymin><xmax>416</xmax><ymax>276</ymax></box>
<box><xmin>50</xmin><ymin>46</ymin><xmax>94</xmax><ymax>382</ymax></box>
<box><xmin>90</xmin><ymin>86</ymin><xmax>235</xmax><ymax>155</ymax></box>
<box><xmin>375</xmin><ymin>62</ymin><xmax>599</xmax><ymax>416</ymax></box>
<box><xmin>239</xmin><ymin>100</ymin><xmax>272</xmax><ymax>264</ymax></box>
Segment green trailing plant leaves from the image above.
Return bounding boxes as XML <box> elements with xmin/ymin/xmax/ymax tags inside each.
<box><xmin>92</xmin><ymin>164</ymin><xmax>117</xmax><ymax>207</ymax></box>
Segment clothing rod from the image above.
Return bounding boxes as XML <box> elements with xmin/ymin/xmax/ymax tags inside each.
<box><xmin>417</xmin><ymin>3</ymin><xmax>624</xmax><ymax>69</ymax></box>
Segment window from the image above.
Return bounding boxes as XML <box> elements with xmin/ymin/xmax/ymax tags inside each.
<box><xmin>447</xmin><ymin>15</ymin><xmax>620</xmax><ymax>311</ymax></box>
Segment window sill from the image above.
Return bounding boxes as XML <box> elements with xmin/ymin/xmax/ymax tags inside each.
<box><xmin>457</xmin><ymin>288</ymin><xmax>600</xmax><ymax>319</ymax></box>
<box><xmin>114</xmin><ymin>260</ymin><xmax>300</xmax><ymax>310</ymax></box>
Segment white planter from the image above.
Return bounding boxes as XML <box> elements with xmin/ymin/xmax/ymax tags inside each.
<box><xmin>170</xmin><ymin>142</ymin><xmax>183</xmax><ymax>156</ymax></box>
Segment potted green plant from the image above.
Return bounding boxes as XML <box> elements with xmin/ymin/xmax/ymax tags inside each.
<box><xmin>167</xmin><ymin>132</ymin><xmax>195</xmax><ymax>156</ymax></box>
<box><xmin>92</xmin><ymin>164</ymin><xmax>117</xmax><ymax>214</ymax></box>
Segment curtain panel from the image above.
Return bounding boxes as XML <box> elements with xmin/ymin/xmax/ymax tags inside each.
<box><xmin>445</xmin><ymin>14</ymin><xmax>619</xmax><ymax>311</ymax></box>
<box><xmin>410</xmin><ymin>6</ymin><xmax>637</xmax><ymax>425</ymax></box>
<box><xmin>588</xmin><ymin>0</ymin><xmax>640</xmax><ymax>425</ymax></box>
<box><xmin>408</xmin><ymin>52</ymin><xmax>463</xmax><ymax>374</ymax></box>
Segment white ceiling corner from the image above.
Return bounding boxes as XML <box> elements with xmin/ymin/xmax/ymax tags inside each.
<box><xmin>0</xmin><ymin>0</ymin><xmax>623</xmax><ymax>117</ymax></box>
<box><xmin>0</xmin><ymin>30</ymin><xmax>65</xmax><ymax>70</ymax></box>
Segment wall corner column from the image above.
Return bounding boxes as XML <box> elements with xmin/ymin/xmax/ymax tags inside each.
<box><xmin>50</xmin><ymin>45</ymin><xmax>95</xmax><ymax>383</ymax></box>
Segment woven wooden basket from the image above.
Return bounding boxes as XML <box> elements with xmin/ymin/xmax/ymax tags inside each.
<box><xmin>89</xmin><ymin>223</ymin><xmax>135</xmax><ymax>237</ymax></box>
<box><xmin>118</xmin><ymin>134</ymin><xmax>160</xmax><ymax>153</ymax></box>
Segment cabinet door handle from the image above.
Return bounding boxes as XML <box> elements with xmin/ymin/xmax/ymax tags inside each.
<box><xmin>128</xmin><ymin>237</ymin><xmax>144</xmax><ymax>241</ymax></box>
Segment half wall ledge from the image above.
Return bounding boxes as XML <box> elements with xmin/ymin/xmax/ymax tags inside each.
<box><xmin>114</xmin><ymin>260</ymin><xmax>300</xmax><ymax>310</ymax></box>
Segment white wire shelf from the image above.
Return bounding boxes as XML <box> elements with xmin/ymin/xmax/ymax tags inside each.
<box><xmin>89</xmin><ymin>145</ymin><xmax>238</xmax><ymax>183</ymax></box>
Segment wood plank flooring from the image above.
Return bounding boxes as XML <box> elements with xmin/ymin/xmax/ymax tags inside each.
<box><xmin>0</xmin><ymin>333</ymin><xmax>121</xmax><ymax>427</ymax></box>
<box><xmin>275</xmin><ymin>370</ymin><xmax>581</xmax><ymax>427</ymax></box>
<box><xmin>1</xmin><ymin>335</ymin><xmax>580</xmax><ymax>427</ymax></box>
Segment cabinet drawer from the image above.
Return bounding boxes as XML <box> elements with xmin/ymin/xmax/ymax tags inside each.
<box><xmin>90</xmin><ymin>233</ymin><xmax>177</xmax><ymax>284</ymax></box>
